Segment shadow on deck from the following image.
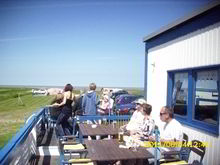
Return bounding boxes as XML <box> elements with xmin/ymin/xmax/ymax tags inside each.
<box><xmin>34</xmin><ymin>128</ymin><xmax>60</xmax><ymax>165</ymax></box>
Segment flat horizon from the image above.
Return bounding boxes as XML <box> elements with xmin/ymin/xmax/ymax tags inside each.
<box><xmin>0</xmin><ymin>84</ymin><xmax>144</xmax><ymax>90</ymax></box>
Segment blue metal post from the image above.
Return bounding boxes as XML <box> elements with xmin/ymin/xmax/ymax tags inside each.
<box><xmin>154</xmin><ymin>128</ymin><xmax>160</xmax><ymax>165</ymax></box>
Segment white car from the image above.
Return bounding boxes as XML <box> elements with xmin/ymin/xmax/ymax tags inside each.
<box><xmin>32</xmin><ymin>89</ymin><xmax>47</xmax><ymax>95</ymax></box>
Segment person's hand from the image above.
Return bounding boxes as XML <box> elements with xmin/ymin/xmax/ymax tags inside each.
<box><xmin>120</xmin><ymin>125</ymin><xmax>126</xmax><ymax>131</ymax></box>
<box><xmin>97</xmin><ymin>109</ymin><xmax>104</xmax><ymax>114</ymax></box>
<box><xmin>130</xmin><ymin>130</ymin><xmax>138</xmax><ymax>136</ymax></box>
<box><xmin>53</xmin><ymin>102</ymin><xmax>60</xmax><ymax>107</ymax></box>
<box><xmin>47</xmin><ymin>103</ymin><xmax>59</xmax><ymax>108</ymax></box>
<box><xmin>148</xmin><ymin>136</ymin><xmax>156</xmax><ymax>142</ymax></box>
<box><xmin>45</xmin><ymin>105</ymin><xmax>53</xmax><ymax>108</ymax></box>
<box><xmin>133</xmin><ymin>133</ymin><xmax>142</xmax><ymax>139</ymax></box>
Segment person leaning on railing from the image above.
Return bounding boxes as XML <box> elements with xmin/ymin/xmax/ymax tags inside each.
<box><xmin>49</xmin><ymin>93</ymin><xmax>64</xmax><ymax>119</ymax></box>
<box><xmin>47</xmin><ymin>83</ymin><xmax>75</xmax><ymax>137</ymax></box>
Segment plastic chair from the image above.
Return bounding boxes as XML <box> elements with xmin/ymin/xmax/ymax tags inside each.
<box><xmin>65</xmin><ymin>159</ymin><xmax>95</xmax><ymax>165</ymax></box>
<box><xmin>160</xmin><ymin>139</ymin><xmax>206</xmax><ymax>165</ymax></box>
<box><xmin>59</xmin><ymin>136</ymin><xmax>95</xmax><ymax>165</ymax></box>
<box><xmin>161</xmin><ymin>133</ymin><xmax>189</xmax><ymax>162</ymax></box>
<box><xmin>189</xmin><ymin>140</ymin><xmax>206</xmax><ymax>164</ymax></box>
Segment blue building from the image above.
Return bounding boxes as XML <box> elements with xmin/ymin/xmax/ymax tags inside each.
<box><xmin>143</xmin><ymin>1</ymin><xmax>220</xmax><ymax>164</ymax></box>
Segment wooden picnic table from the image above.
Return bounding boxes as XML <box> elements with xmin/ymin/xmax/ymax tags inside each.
<box><xmin>78</xmin><ymin>124</ymin><xmax>119</xmax><ymax>142</ymax></box>
<box><xmin>84</xmin><ymin>139</ymin><xmax>154</xmax><ymax>162</ymax></box>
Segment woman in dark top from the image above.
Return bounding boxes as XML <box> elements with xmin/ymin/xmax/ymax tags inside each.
<box><xmin>50</xmin><ymin>84</ymin><xmax>75</xmax><ymax>137</ymax></box>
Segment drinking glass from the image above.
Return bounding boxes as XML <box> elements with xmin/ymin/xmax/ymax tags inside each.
<box><xmin>112</xmin><ymin>121</ymin><xmax>117</xmax><ymax>128</ymax></box>
<box><xmin>103</xmin><ymin>118</ymin><xmax>107</xmax><ymax>125</ymax></box>
<box><xmin>132</xmin><ymin>139</ymin><xmax>139</xmax><ymax>152</ymax></box>
<box><xmin>118</xmin><ymin>131</ymin><xmax>124</xmax><ymax>143</ymax></box>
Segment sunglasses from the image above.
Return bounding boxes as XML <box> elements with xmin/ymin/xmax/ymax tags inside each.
<box><xmin>160</xmin><ymin>112</ymin><xmax>166</xmax><ymax>116</ymax></box>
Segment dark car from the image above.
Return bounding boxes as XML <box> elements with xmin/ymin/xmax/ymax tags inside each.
<box><xmin>114</xmin><ymin>94</ymin><xmax>144</xmax><ymax>115</ymax></box>
<box><xmin>111</xmin><ymin>90</ymin><xmax>129</xmax><ymax>101</ymax></box>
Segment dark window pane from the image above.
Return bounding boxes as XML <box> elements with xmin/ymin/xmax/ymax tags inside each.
<box><xmin>195</xmin><ymin>70</ymin><xmax>218</xmax><ymax>125</ymax></box>
<box><xmin>172</xmin><ymin>73</ymin><xmax>188</xmax><ymax>116</ymax></box>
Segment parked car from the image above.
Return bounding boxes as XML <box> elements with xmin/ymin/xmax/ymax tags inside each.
<box><xmin>114</xmin><ymin>94</ymin><xmax>144</xmax><ymax>115</ymax></box>
<box><xmin>32</xmin><ymin>89</ymin><xmax>48</xmax><ymax>95</ymax></box>
<box><xmin>111</xmin><ymin>90</ymin><xmax>129</xmax><ymax>101</ymax></box>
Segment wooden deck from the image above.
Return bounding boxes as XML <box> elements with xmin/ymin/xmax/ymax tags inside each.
<box><xmin>35</xmin><ymin>128</ymin><xmax>60</xmax><ymax>165</ymax></box>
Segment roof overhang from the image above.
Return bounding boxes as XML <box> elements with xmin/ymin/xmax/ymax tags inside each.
<box><xmin>143</xmin><ymin>1</ymin><xmax>220</xmax><ymax>42</ymax></box>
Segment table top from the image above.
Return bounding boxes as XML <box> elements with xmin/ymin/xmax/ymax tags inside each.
<box><xmin>84</xmin><ymin>139</ymin><xmax>154</xmax><ymax>162</ymax></box>
<box><xmin>79</xmin><ymin>124</ymin><xmax>119</xmax><ymax>136</ymax></box>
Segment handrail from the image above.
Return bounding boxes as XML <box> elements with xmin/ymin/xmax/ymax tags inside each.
<box><xmin>0</xmin><ymin>108</ymin><xmax>45</xmax><ymax>165</ymax></box>
<box><xmin>76</xmin><ymin>115</ymin><xmax>131</xmax><ymax>122</ymax></box>
<box><xmin>73</xmin><ymin>115</ymin><xmax>131</xmax><ymax>143</ymax></box>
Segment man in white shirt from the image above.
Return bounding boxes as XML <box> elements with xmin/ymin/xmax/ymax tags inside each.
<box><xmin>148</xmin><ymin>106</ymin><xmax>183</xmax><ymax>163</ymax></box>
<box><xmin>159</xmin><ymin>106</ymin><xmax>183</xmax><ymax>152</ymax></box>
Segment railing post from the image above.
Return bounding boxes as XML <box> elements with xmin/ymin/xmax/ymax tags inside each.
<box><xmin>155</xmin><ymin>128</ymin><xmax>160</xmax><ymax>165</ymax></box>
<box><xmin>0</xmin><ymin>108</ymin><xmax>45</xmax><ymax>165</ymax></box>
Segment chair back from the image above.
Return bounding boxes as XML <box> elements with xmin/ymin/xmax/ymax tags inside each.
<box><xmin>190</xmin><ymin>140</ymin><xmax>206</xmax><ymax>163</ymax></box>
<box><xmin>182</xmin><ymin>133</ymin><xmax>188</xmax><ymax>145</ymax></box>
<box><xmin>180</xmin><ymin>133</ymin><xmax>190</xmax><ymax>162</ymax></box>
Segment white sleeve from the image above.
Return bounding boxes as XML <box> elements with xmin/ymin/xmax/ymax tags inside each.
<box><xmin>169</xmin><ymin>121</ymin><xmax>183</xmax><ymax>141</ymax></box>
<box><xmin>126</xmin><ymin>111</ymin><xmax>138</xmax><ymax>130</ymax></box>
<box><xmin>173</xmin><ymin>123</ymin><xmax>183</xmax><ymax>141</ymax></box>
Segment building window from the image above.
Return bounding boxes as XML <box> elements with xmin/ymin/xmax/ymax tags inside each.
<box><xmin>172</xmin><ymin>73</ymin><xmax>188</xmax><ymax>116</ymax></box>
<box><xmin>195</xmin><ymin>70</ymin><xmax>218</xmax><ymax>125</ymax></box>
<box><xmin>168</xmin><ymin>67</ymin><xmax>219</xmax><ymax>135</ymax></box>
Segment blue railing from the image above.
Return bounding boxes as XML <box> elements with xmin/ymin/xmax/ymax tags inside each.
<box><xmin>76</xmin><ymin>114</ymin><xmax>131</xmax><ymax>122</ymax></box>
<box><xmin>60</xmin><ymin>114</ymin><xmax>132</xmax><ymax>165</ymax></box>
<box><xmin>73</xmin><ymin>114</ymin><xmax>131</xmax><ymax>134</ymax></box>
<box><xmin>0</xmin><ymin>108</ymin><xmax>132</xmax><ymax>165</ymax></box>
<box><xmin>0</xmin><ymin>108</ymin><xmax>46</xmax><ymax>165</ymax></box>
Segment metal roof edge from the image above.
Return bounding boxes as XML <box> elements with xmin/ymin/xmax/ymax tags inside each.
<box><xmin>143</xmin><ymin>1</ymin><xmax>220</xmax><ymax>42</ymax></box>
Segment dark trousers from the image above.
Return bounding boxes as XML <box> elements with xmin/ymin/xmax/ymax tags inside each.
<box><xmin>56</xmin><ymin>112</ymin><xmax>72</xmax><ymax>137</ymax></box>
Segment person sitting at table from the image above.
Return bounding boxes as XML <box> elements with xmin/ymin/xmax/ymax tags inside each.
<box><xmin>148</xmin><ymin>106</ymin><xmax>183</xmax><ymax>163</ymax></box>
<box><xmin>113</xmin><ymin>99</ymin><xmax>147</xmax><ymax>165</ymax></box>
<box><xmin>118</xmin><ymin>103</ymin><xmax>154</xmax><ymax>165</ymax></box>
<box><xmin>134</xmin><ymin>103</ymin><xmax>155</xmax><ymax>140</ymax></box>
<box><xmin>120</xmin><ymin>98</ymin><xmax>146</xmax><ymax>135</ymax></box>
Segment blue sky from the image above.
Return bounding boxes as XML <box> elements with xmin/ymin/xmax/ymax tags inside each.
<box><xmin>0</xmin><ymin>0</ymin><xmax>214</xmax><ymax>88</ymax></box>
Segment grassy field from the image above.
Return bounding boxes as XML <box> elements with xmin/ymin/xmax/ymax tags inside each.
<box><xmin>0</xmin><ymin>87</ymin><xmax>143</xmax><ymax>149</ymax></box>
<box><xmin>0</xmin><ymin>87</ymin><xmax>55</xmax><ymax>148</ymax></box>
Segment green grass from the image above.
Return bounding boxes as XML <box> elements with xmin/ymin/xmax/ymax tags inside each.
<box><xmin>0</xmin><ymin>87</ymin><xmax>55</xmax><ymax>148</ymax></box>
<box><xmin>127</xmin><ymin>88</ymin><xmax>144</xmax><ymax>96</ymax></box>
<box><xmin>0</xmin><ymin>87</ymin><xmax>144</xmax><ymax>149</ymax></box>
<box><xmin>0</xmin><ymin>87</ymin><xmax>31</xmax><ymax>102</ymax></box>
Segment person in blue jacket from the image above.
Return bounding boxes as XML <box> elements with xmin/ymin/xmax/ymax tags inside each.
<box><xmin>82</xmin><ymin>83</ymin><xmax>98</xmax><ymax>115</ymax></box>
